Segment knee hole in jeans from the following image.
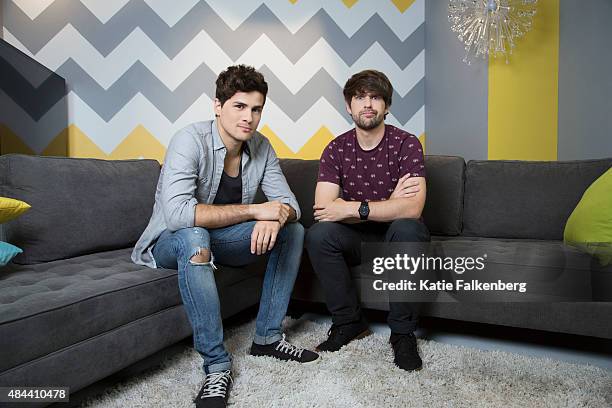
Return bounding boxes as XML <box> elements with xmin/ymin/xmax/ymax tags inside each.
<box><xmin>189</xmin><ymin>247</ymin><xmax>211</xmax><ymax>264</ymax></box>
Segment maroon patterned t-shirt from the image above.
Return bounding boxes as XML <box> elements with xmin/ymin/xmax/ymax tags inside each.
<box><xmin>317</xmin><ymin>125</ymin><xmax>425</xmax><ymax>202</ymax></box>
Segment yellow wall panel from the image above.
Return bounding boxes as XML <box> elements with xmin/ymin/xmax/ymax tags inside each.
<box><xmin>488</xmin><ymin>0</ymin><xmax>559</xmax><ymax>161</ymax></box>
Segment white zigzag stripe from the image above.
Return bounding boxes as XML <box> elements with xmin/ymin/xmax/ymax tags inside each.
<box><xmin>238</xmin><ymin>35</ymin><xmax>424</xmax><ymax>96</ymax></box>
<box><xmin>205</xmin><ymin>0</ymin><xmax>425</xmax><ymax>41</ymax></box>
<box><xmin>30</xmin><ymin>26</ymin><xmax>233</xmax><ymax>90</ymax></box>
<box><xmin>2</xmin><ymin>88</ymin><xmax>423</xmax><ymax>155</ymax></box>
<box><xmin>7</xmin><ymin>26</ymin><xmax>422</xmax><ymax>95</ymax></box>
<box><xmin>10</xmin><ymin>0</ymin><xmax>55</xmax><ymax>20</ymax></box>
<box><xmin>143</xmin><ymin>0</ymin><xmax>199</xmax><ymax>28</ymax></box>
<box><xmin>79</xmin><ymin>0</ymin><xmax>131</xmax><ymax>24</ymax></box>
<box><xmin>12</xmin><ymin>0</ymin><xmax>424</xmax><ymax>40</ymax></box>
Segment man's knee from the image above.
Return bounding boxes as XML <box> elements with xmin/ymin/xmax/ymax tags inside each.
<box><xmin>386</xmin><ymin>219</ymin><xmax>430</xmax><ymax>242</ymax></box>
<box><xmin>190</xmin><ymin>247</ymin><xmax>211</xmax><ymax>264</ymax></box>
<box><xmin>174</xmin><ymin>227</ymin><xmax>212</xmax><ymax>264</ymax></box>
<box><xmin>305</xmin><ymin>222</ymin><xmax>343</xmax><ymax>251</ymax></box>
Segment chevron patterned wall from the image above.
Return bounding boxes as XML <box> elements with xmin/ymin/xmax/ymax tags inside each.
<box><xmin>1</xmin><ymin>0</ymin><xmax>425</xmax><ymax>161</ymax></box>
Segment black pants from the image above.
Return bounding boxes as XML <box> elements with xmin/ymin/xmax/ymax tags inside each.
<box><xmin>305</xmin><ymin>219</ymin><xmax>430</xmax><ymax>334</ymax></box>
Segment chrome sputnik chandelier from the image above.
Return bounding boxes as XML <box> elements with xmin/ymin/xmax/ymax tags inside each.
<box><xmin>448</xmin><ymin>0</ymin><xmax>538</xmax><ymax>64</ymax></box>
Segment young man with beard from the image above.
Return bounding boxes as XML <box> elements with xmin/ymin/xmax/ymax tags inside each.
<box><xmin>305</xmin><ymin>70</ymin><xmax>429</xmax><ymax>371</ymax></box>
<box><xmin>133</xmin><ymin>65</ymin><xmax>319</xmax><ymax>408</ymax></box>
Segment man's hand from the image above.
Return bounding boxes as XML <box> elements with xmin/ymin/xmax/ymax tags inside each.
<box><xmin>252</xmin><ymin>201</ymin><xmax>291</xmax><ymax>226</ymax></box>
<box><xmin>251</xmin><ymin>220</ymin><xmax>282</xmax><ymax>255</ymax></box>
<box><xmin>314</xmin><ymin>198</ymin><xmax>354</xmax><ymax>222</ymax></box>
<box><xmin>390</xmin><ymin>174</ymin><xmax>421</xmax><ymax>199</ymax></box>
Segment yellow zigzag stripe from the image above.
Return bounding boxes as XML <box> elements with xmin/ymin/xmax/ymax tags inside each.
<box><xmin>390</xmin><ymin>0</ymin><xmax>417</xmax><ymax>13</ymax></box>
<box><xmin>1</xmin><ymin>125</ymin><xmax>35</xmax><ymax>155</ymax></box>
<box><xmin>288</xmin><ymin>0</ymin><xmax>416</xmax><ymax>13</ymax></box>
<box><xmin>261</xmin><ymin>125</ymin><xmax>335</xmax><ymax>160</ymax></box>
<box><xmin>0</xmin><ymin>125</ymin><xmax>166</xmax><ymax>162</ymax></box>
<box><xmin>2</xmin><ymin>125</ymin><xmax>424</xmax><ymax>162</ymax></box>
<box><xmin>342</xmin><ymin>0</ymin><xmax>359</xmax><ymax>8</ymax></box>
<box><xmin>262</xmin><ymin>125</ymin><xmax>426</xmax><ymax>159</ymax></box>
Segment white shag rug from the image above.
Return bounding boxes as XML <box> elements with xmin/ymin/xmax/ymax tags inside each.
<box><xmin>84</xmin><ymin>318</ymin><xmax>612</xmax><ymax>408</ymax></box>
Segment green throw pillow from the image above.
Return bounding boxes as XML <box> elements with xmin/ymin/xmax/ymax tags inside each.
<box><xmin>564</xmin><ymin>167</ymin><xmax>612</xmax><ymax>265</ymax></box>
<box><xmin>0</xmin><ymin>241</ymin><xmax>22</xmax><ymax>266</ymax></box>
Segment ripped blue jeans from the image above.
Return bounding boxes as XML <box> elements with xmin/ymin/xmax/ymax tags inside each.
<box><xmin>152</xmin><ymin>221</ymin><xmax>304</xmax><ymax>374</ymax></box>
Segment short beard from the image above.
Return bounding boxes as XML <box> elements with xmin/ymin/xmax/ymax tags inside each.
<box><xmin>353</xmin><ymin>112</ymin><xmax>384</xmax><ymax>131</ymax></box>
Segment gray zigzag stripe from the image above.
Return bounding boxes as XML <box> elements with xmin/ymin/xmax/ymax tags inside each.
<box><xmin>262</xmin><ymin>66</ymin><xmax>424</xmax><ymax>125</ymax></box>
<box><xmin>56</xmin><ymin>60</ymin><xmax>423</xmax><ymax>124</ymax></box>
<box><xmin>5</xmin><ymin>0</ymin><xmax>424</xmax><ymax>69</ymax></box>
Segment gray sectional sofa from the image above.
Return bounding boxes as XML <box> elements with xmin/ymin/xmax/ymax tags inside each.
<box><xmin>0</xmin><ymin>153</ymin><xmax>610</xmax><ymax>406</ymax></box>
<box><xmin>285</xmin><ymin>157</ymin><xmax>612</xmax><ymax>339</ymax></box>
<box><xmin>0</xmin><ymin>155</ymin><xmax>265</xmax><ymax>406</ymax></box>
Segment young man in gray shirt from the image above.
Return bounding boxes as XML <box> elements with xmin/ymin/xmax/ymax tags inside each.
<box><xmin>133</xmin><ymin>65</ymin><xmax>318</xmax><ymax>408</ymax></box>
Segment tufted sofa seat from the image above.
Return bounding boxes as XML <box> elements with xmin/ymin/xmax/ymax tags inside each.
<box><xmin>0</xmin><ymin>155</ymin><xmax>265</xmax><ymax>405</ymax></box>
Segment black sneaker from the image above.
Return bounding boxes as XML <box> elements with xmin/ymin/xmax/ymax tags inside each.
<box><xmin>315</xmin><ymin>321</ymin><xmax>371</xmax><ymax>352</ymax></box>
<box><xmin>194</xmin><ymin>369</ymin><xmax>232</xmax><ymax>408</ymax></box>
<box><xmin>250</xmin><ymin>334</ymin><xmax>320</xmax><ymax>364</ymax></box>
<box><xmin>390</xmin><ymin>333</ymin><xmax>422</xmax><ymax>371</ymax></box>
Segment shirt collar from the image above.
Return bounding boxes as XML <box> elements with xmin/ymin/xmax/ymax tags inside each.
<box><xmin>211</xmin><ymin>119</ymin><xmax>251</xmax><ymax>156</ymax></box>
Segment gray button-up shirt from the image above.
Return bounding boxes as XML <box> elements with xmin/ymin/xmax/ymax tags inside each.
<box><xmin>132</xmin><ymin>120</ymin><xmax>300</xmax><ymax>268</ymax></box>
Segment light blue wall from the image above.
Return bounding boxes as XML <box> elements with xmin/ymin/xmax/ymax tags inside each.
<box><xmin>558</xmin><ymin>0</ymin><xmax>612</xmax><ymax>160</ymax></box>
<box><xmin>425</xmin><ymin>0</ymin><xmax>488</xmax><ymax>161</ymax></box>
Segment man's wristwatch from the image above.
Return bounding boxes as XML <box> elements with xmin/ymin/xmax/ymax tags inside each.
<box><xmin>358</xmin><ymin>201</ymin><xmax>370</xmax><ymax>221</ymax></box>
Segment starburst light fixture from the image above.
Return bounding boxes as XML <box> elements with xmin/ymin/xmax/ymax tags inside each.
<box><xmin>448</xmin><ymin>0</ymin><xmax>538</xmax><ymax>64</ymax></box>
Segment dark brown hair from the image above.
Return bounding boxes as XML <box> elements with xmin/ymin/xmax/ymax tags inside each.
<box><xmin>215</xmin><ymin>65</ymin><xmax>268</xmax><ymax>106</ymax></box>
<box><xmin>343</xmin><ymin>70</ymin><xmax>393</xmax><ymax>108</ymax></box>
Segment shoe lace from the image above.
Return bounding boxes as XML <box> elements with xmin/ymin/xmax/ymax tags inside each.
<box><xmin>275</xmin><ymin>334</ymin><xmax>304</xmax><ymax>358</ymax></box>
<box><xmin>326</xmin><ymin>325</ymin><xmax>344</xmax><ymax>342</ymax></box>
<box><xmin>200</xmin><ymin>370</ymin><xmax>232</xmax><ymax>399</ymax></box>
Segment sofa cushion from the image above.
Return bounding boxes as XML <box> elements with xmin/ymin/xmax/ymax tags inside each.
<box><xmin>421</xmin><ymin>155</ymin><xmax>465</xmax><ymax>235</ymax></box>
<box><xmin>0</xmin><ymin>155</ymin><xmax>161</xmax><ymax>264</ymax></box>
<box><xmin>279</xmin><ymin>159</ymin><xmax>319</xmax><ymax>228</ymax></box>
<box><xmin>0</xmin><ymin>248</ymin><xmax>266</xmax><ymax>373</ymax></box>
<box><xmin>279</xmin><ymin>156</ymin><xmax>465</xmax><ymax>234</ymax></box>
<box><xmin>463</xmin><ymin>158</ymin><xmax>612</xmax><ymax>239</ymax></box>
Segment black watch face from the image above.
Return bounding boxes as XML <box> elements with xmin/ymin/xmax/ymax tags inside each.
<box><xmin>359</xmin><ymin>202</ymin><xmax>369</xmax><ymax>218</ymax></box>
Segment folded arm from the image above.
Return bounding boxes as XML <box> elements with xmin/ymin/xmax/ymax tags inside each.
<box><xmin>313</xmin><ymin>175</ymin><xmax>426</xmax><ymax>223</ymax></box>
<box><xmin>194</xmin><ymin>201</ymin><xmax>295</xmax><ymax>229</ymax></box>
